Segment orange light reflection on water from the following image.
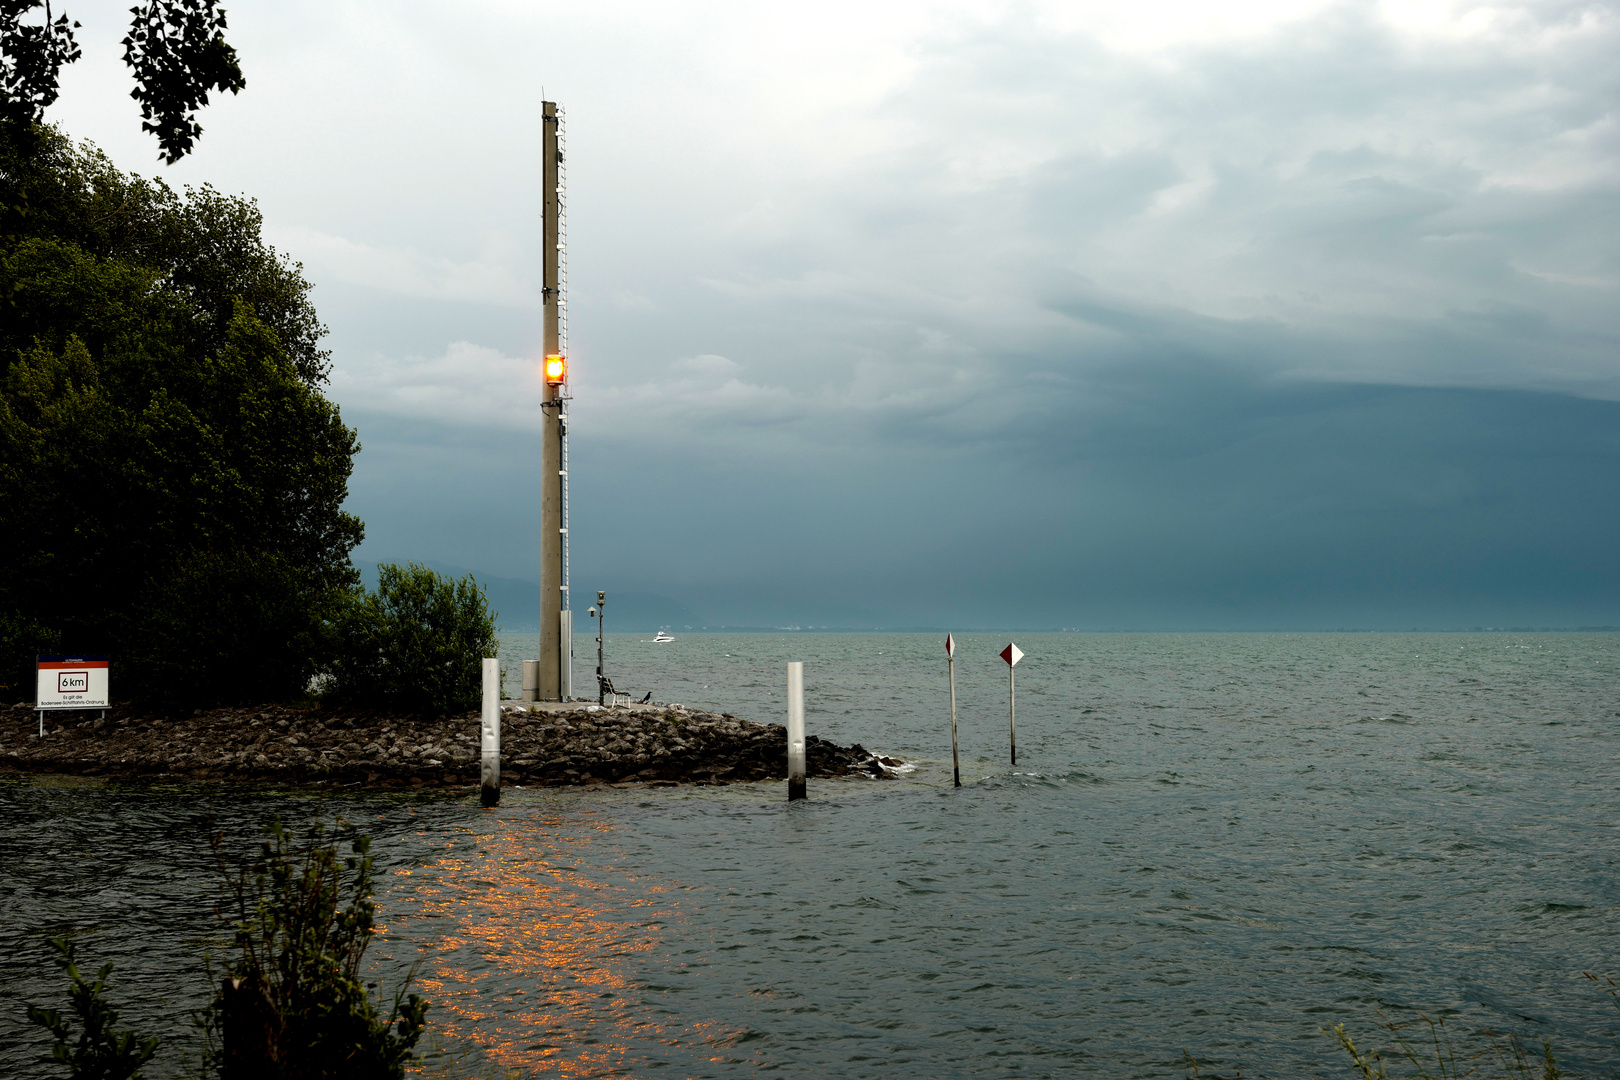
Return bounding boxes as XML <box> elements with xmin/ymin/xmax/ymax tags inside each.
<box><xmin>373</xmin><ymin>807</ymin><xmax>744</xmax><ymax>1077</ymax></box>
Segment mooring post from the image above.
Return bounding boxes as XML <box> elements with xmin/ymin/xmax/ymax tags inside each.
<box><xmin>521</xmin><ymin>659</ymin><xmax>540</xmax><ymax>702</ymax></box>
<box><xmin>1009</xmin><ymin>663</ymin><xmax>1016</xmax><ymax>766</ymax></box>
<box><xmin>480</xmin><ymin>657</ymin><xmax>500</xmax><ymax>807</ymax></box>
<box><xmin>946</xmin><ymin>633</ymin><xmax>960</xmax><ymax>788</ymax></box>
<box><xmin>787</xmin><ymin>661</ymin><xmax>806</xmax><ymax>801</ymax></box>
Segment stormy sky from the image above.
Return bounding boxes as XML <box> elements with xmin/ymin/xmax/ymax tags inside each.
<box><xmin>48</xmin><ymin>1</ymin><xmax>1620</xmax><ymax>628</ymax></box>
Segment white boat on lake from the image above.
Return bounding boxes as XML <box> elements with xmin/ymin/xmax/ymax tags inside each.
<box><xmin>652</xmin><ymin>631</ymin><xmax>675</xmax><ymax>643</ymax></box>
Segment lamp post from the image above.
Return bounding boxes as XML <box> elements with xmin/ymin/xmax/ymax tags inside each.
<box><xmin>591</xmin><ymin>590</ymin><xmax>606</xmax><ymax>705</ymax></box>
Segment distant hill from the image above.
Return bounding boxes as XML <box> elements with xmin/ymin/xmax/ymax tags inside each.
<box><xmin>352</xmin><ymin>561</ymin><xmax>701</xmax><ymax>631</ymax></box>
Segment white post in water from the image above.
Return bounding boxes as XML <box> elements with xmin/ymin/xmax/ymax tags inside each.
<box><xmin>786</xmin><ymin>661</ymin><xmax>806</xmax><ymax>801</ymax></box>
<box><xmin>480</xmin><ymin>657</ymin><xmax>501</xmax><ymax>807</ymax></box>
<box><xmin>1000</xmin><ymin>642</ymin><xmax>1024</xmax><ymax>766</ymax></box>
<box><xmin>946</xmin><ymin>633</ymin><xmax>960</xmax><ymax>788</ymax></box>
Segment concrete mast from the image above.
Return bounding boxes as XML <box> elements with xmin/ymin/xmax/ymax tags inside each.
<box><xmin>539</xmin><ymin>100</ymin><xmax>571</xmax><ymax>700</ymax></box>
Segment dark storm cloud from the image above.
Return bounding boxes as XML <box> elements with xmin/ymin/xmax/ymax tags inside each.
<box><xmin>347</xmin><ymin>361</ymin><xmax>1620</xmax><ymax>628</ymax></box>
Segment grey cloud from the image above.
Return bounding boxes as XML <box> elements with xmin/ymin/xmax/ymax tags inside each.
<box><xmin>300</xmin><ymin>2</ymin><xmax>1620</xmax><ymax>627</ymax></box>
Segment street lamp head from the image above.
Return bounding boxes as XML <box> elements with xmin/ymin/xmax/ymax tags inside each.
<box><xmin>588</xmin><ymin>607</ymin><xmax>596</xmax><ymax>617</ymax></box>
<box><xmin>597</xmin><ymin>590</ymin><xmax>606</xmax><ymax>604</ymax></box>
<box><xmin>544</xmin><ymin>354</ymin><xmax>567</xmax><ymax>385</ymax></box>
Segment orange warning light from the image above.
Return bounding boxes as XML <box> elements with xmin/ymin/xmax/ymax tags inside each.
<box><xmin>544</xmin><ymin>354</ymin><xmax>567</xmax><ymax>384</ymax></box>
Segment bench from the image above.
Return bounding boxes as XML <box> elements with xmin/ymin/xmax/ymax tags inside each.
<box><xmin>597</xmin><ymin>674</ymin><xmax>631</xmax><ymax>706</ymax></box>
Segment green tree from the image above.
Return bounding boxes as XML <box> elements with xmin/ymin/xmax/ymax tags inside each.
<box><xmin>2</xmin><ymin>129</ymin><xmax>329</xmax><ymax>384</ymax></box>
<box><xmin>0</xmin><ymin>133</ymin><xmax>360</xmax><ymax>706</ymax></box>
<box><xmin>325</xmin><ymin>564</ymin><xmax>499</xmax><ymax>716</ymax></box>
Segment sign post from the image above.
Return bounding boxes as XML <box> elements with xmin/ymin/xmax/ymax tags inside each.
<box><xmin>35</xmin><ymin>655</ymin><xmax>109</xmax><ymax>735</ymax></box>
<box><xmin>946</xmin><ymin>633</ymin><xmax>960</xmax><ymax>788</ymax></box>
<box><xmin>1000</xmin><ymin>642</ymin><xmax>1024</xmax><ymax>765</ymax></box>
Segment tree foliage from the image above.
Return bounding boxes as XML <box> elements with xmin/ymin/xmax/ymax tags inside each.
<box><xmin>2</xmin><ymin>128</ymin><xmax>329</xmax><ymax>381</ymax></box>
<box><xmin>0</xmin><ymin>130</ymin><xmax>359</xmax><ymax>705</ymax></box>
<box><xmin>324</xmin><ymin>564</ymin><xmax>499</xmax><ymax>716</ymax></box>
<box><xmin>1</xmin><ymin>0</ymin><xmax>243</xmax><ymax>162</ymax></box>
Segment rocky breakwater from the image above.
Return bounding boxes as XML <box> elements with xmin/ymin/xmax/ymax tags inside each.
<box><xmin>0</xmin><ymin>701</ymin><xmax>904</xmax><ymax>788</ymax></box>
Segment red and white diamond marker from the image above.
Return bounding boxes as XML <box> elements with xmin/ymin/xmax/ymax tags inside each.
<box><xmin>1000</xmin><ymin>642</ymin><xmax>1024</xmax><ymax>667</ymax></box>
<box><xmin>945</xmin><ymin>633</ymin><xmax>955</xmax><ymax>658</ymax></box>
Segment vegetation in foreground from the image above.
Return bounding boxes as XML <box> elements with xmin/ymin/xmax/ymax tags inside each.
<box><xmin>1329</xmin><ymin>1013</ymin><xmax>1563</xmax><ymax>1079</ymax></box>
<box><xmin>203</xmin><ymin>818</ymin><xmax>427</xmax><ymax>1078</ymax></box>
<box><xmin>25</xmin><ymin>938</ymin><xmax>160</xmax><ymax>1080</ymax></box>
<box><xmin>26</xmin><ymin>817</ymin><xmax>427</xmax><ymax>1079</ymax></box>
<box><xmin>1183</xmin><ymin>975</ymin><xmax>1618</xmax><ymax>1079</ymax></box>
<box><xmin>27</xmin><ymin>889</ymin><xmax>1615</xmax><ymax>1080</ymax></box>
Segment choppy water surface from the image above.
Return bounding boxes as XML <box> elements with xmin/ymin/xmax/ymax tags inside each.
<box><xmin>3</xmin><ymin>633</ymin><xmax>1618</xmax><ymax>1078</ymax></box>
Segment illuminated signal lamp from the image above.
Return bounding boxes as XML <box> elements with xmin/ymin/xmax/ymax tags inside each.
<box><xmin>545</xmin><ymin>354</ymin><xmax>567</xmax><ymax>385</ymax></box>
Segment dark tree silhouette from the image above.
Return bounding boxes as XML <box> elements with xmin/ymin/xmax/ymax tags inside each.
<box><xmin>0</xmin><ymin>1</ymin><xmax>81</xmax><ymax>128</ymax></box>
<box><xmin>122</xmin><ymin>0</ymin><xmax>245</xmax><ymax>162</ymax></box>
<box><xmin>0</xmin><ymin>0</ymin><xmax>244</xmax><ymax>162</ymax></box>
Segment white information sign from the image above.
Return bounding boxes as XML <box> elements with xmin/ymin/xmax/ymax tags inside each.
<box><xmin>36</xmin><ymin>655</ymin><xmax>110</xmax><ymax>710</ymax></box>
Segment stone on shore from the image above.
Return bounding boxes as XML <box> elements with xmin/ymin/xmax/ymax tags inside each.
<box><xmin>0</xmin><ymin>701</ymin><xmax>904</xmax><ymax>789</ymax></box>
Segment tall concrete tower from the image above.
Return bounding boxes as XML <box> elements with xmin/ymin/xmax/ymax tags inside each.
<box><xmin>538</xmin><ymin>100</ymin><xmax>572</xmax><ymax>700</ymax></box>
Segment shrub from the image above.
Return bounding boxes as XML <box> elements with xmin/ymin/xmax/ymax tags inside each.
<box><xmin>26</xmin><ymin>937</ymin><xmax>160</xmax><ymax>1080</ymax></box>
<box><xmin>323</xmin><ymin>563</ymin><xmax>497</xmax><ymax>715</ymax></box>
<box><xmin>209</xmin><ymin>817</ymin><xmax>427</xmax><ymax>1079</ymax></box>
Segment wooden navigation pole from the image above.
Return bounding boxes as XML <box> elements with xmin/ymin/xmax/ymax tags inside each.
<box><xmin>946</xmin><ymin>633</ymin><xmax>960</xmax><ymax>787</ymax></box>
<box><xmin>539</xmin><ymin>100</ymin><xmax>572</xmax><ymax>700</ymax></box>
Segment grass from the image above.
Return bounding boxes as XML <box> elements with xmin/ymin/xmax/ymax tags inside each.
<box><xmin>1328</xmin><ymin>1012</ymin><xmax>1560</xmax><ymax>1080</ymax></box>
<box><xmin>1182</xmin><ymin>970</ymin><xmax>1618</xmax><ymax>1080</ymax></box>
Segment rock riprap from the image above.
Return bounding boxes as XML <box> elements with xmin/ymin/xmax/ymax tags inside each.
<box><xmin>0</xmin><ymin>702</ymin><xmax>904</xmax><ymax>788</ymax></box>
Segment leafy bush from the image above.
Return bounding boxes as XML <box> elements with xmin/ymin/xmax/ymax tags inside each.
<box><xmin>322</xmin><ymin>563</ymin><xmax>497</xmax><ymax>715</ymax></box>
<box><xmin>26</xmin><ymin>937</ymin><xmax>160</xmax><ymax>1080</ymax></box>
<box><xmin>209</xmin><ymin>817</ymin><xmax>427</xmax><ymax>1079</ymax></box>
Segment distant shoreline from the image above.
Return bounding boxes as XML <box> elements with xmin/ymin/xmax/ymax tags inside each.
<box><xmin>500</xmin><ymin>626</ymin><xmax>1620</xmax><ymax>634</ymax></box>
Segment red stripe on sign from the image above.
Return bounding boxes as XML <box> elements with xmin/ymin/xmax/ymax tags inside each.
<box><xmin>37</xmin><ymin>661</ymin><xmax>110</xmax><ymax>669</ymax></box>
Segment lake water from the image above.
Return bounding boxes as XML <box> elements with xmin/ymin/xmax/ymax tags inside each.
<box><xmin>2</xmin><ymin>632</ymin><xmax>1617</xmax><ymax>1078</ymax></box>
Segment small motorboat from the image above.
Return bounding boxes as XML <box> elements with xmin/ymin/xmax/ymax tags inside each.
<box><xmin>652</xmin><ymin>630</ymin><xmax>675</xmax><ymax>643</ymax></box>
